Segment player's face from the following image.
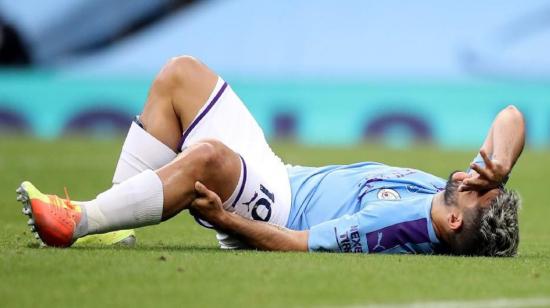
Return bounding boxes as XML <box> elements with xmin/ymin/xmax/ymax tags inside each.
<box><xmin>444</xmin><ymin>171</ymin><xmax>501</xmax><ymax>211</ymax></box>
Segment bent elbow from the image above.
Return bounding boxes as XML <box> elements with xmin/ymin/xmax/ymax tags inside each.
<box><xmin>503</xmin><ymin>105</ymin><xmax>525</xmax><ymax>124</ymax></box>
<box><xmin>505</xmin><ymin>104</ymin><xmax>522</xmax><ymax>116</ymax></box>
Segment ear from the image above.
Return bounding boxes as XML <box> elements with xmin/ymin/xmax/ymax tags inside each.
<box><xmin>447</xmin><ymin>210</ymin><xmax>463</xmax><ymax>231</ymax></box>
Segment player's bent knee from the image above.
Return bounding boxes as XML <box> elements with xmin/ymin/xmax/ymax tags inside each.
<box><xmin>197</xmin><ymin>139</ymin><xmax>235</xmax><ymax>170</ymax></box>
<box><xmin>185</xmin><ymin>139</ymin><xmax>237</xmax><ymax>180</ymax></box>
<box><xmin>192</xmin><ymin>139</ymin><xmax>241</xmax><ymax>200</ymax></box>
<box><xmin>148</xmin><ymin>55</ymin><xmax>211</xmax><ymax>105</ymax></box>
<box><xmin>163</xmin><ymin>55</ymin><xmax>208</xmax><ymax>82</ymax></box>
<box><xmin>193</xmin><ymin>140</ymin><xmax>225</xmax><ymax>170</ymax></box>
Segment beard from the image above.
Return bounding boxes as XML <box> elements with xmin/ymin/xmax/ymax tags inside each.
<box><xmin>444</xmin><ymin>171</ymin><xmax>460</xmax><ymax>207</ymax></box>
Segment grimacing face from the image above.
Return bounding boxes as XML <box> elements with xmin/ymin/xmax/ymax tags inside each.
<box><xmin>444</xmin><ymin>171</ymin><xmax>501</xmax><ymax>211</ymax></box>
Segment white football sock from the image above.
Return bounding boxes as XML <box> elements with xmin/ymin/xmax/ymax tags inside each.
<box><xmin>112</xmin><ymin>120</ymin><xmax>177</xmax><ymax>184</ymax></box>
<box><xmin>76</xmin><ymin>118</ymin><xmax>175</xmax><ymax>239</ymax></box>
<box><xmin>75</xmin><ymin>170</ymin><xmax>164</xmax><ymax>238</ymax></box>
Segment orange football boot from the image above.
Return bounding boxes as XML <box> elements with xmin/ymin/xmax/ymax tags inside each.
<box><xmin>16</xmin><ymin>181</ymin><xmax>81</xmax><ymax>248</ymax></box>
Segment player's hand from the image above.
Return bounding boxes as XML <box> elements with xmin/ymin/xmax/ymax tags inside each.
<box><xmin>190</xmin><ymin>181</ymin><xmax>226</xmax><ymax>225</ymax></box>
<box><xmin>459</xmin><ymin>149</ymin><xmax>509</xmax><ymax>192</ymax></box>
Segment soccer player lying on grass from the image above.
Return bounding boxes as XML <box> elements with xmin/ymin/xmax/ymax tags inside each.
<box><xmin>16</xmin><ymin>56</ymin><xmax>525</xmax><ymax>256</ymax></box>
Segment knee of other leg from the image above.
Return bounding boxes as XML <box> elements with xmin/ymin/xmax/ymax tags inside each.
<box><xmin>161</xmin><ymin>55</ymin><xmax>208</xmax><ymax>83</ymax></box>
<box><xmin>187</xmin><ymin>139</ymin><xmax>235</xmax><ymax>177</ymax></box>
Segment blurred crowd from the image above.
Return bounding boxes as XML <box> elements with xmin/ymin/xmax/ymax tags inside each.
<box><xmin>0</xmin><ymin>0</ymin><xmax>194</xmax><ymax>66</ymax></box>
<box><xmin>0</xmin><ymin>1</ymin><xmax>548</xmax><ymax>146</ymax></box>
<box><xmin>1</xmin><ymin>0</ymin><xmax>548</xmax><ymax>77</ymax></box>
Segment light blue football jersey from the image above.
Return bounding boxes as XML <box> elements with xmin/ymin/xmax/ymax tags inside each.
<box><xmin>285</xmin><ymin>162</ymin><xmax>448</xmax><ymax>254</ymax></box>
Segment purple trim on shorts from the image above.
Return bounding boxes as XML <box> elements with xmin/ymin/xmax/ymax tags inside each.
<box><xmin>177</xmin><ymin>82</ymin><xmax>228</xmax><ymax>152</ymax></box>
<box><xmin>231</xmin><ymin>156</ymin><xmax>247</xmax><ymax>208</ymax></box>
<box><xmin>193</xmin><ymin>215</ymin><xmax>215</xmax><ymax>229</ymax></box>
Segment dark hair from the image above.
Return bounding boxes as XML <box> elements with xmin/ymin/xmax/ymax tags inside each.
<box><xmin>446</xmin><ymin>189</ymin><xmax>521</xmax><ymax>257</ymax></box>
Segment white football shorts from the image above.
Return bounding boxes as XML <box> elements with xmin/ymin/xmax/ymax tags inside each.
<box><xmin>178</xmin><ymin>77</ymin><xmax>291</xmax><ymax>248</ymax></box>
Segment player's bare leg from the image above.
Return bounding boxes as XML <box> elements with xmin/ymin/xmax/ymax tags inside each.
<box><xmin>111</xmin><ymin>56</ymin><xmax>218</xmax><ymax>181</ymax></box>
<box><xmin>138</xmin><ymin>55</ymin><xmax>218</xmax><ymax>151</ymax></box>
<box><xmin>17</xmin><ymin>138</ymin><xmax>242</xmax><ymax>247</ymax></box>
<box><xmin>158</xmin><ymin>139</ymin><xmax>241</xmax><ymax>220</ymax></box>
<box><xmin>44</xmin><ymin>57</ymin><xmax>219</xmax><ymax>247</ymax></box>
<box><xmin>17</xmin><ymin>56</ymin><xmax>240</xmax><ymax>247</ymax></box>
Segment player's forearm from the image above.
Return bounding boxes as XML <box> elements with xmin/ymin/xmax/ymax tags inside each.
<box><xmin>489</xmin><ymin>105</ymin><xmax>525</xmax><ymax>173</ymax></box>
<box><xmin>214</xmin><ymin>212</ymin><xmax>309</xmax><ymax>252</ymax></box>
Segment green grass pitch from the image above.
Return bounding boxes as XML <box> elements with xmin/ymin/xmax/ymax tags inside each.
<box><xmin>1</xmin><ymin>138</ymin><xmax>549</xmax><ymax>307</ymax></box>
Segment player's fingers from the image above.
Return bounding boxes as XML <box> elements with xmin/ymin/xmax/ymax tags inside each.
<box><xmin>462</xmin><ymin>178</ymin><xmax>489</xmax><ymax>187</ymax></box>
<box><xmin>479</xmin><ymin>149</ymin><xmax>494</xmax><ymax>169</ymax></box>
<box><xmin>462</xmin><ymin>176</ymin><xmax>491</xmax><ymax>189</ymax></box>
<box><xmin>194</xmin><ymin>181</ymin><xmax>208</xmax><ymax>195</ymax></box>
<box><xmin>191</xmin><ymin>197</ymin><xmax>211</xmax><ymax>208</ymax></box>
<box><xmin>452</xmin><ymin>171</ymin><xmax>469</xmax><ymax>182</ymax></box>
<box><xmin>470</xmin><ymin>163</ymin><xmax>492</xmax><ymax>179</ymax></box>
<box><xmin>195</xmin><ymin>181</ymin><xmax>216</xmax><ymax>199</ymax></box>
<box><xmin>194</xmin><ymin>181</ymin><xmax>223</xmax><ymax>204</ymax></box>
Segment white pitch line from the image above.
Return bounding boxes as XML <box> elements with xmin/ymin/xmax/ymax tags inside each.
<box><xmin>340</xmin><ymin>297</ymin><xmax>550</xmax><ymax>308</ymax></box>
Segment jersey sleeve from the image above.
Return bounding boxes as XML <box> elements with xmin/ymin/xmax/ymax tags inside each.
<box><xmin>308</xmin><ymin>212</ymin><xmax>366</xmax><ymax>252</ymax></box>
<box><xmin>467</xmin><ymin>153</ymin><xmax>487</xmax><ymax>173</ymax></box>
<box><xmin>307</xmin><ymin>201</ymin><xmax>436</xmax><ymax>254</ymax></box>
<box><xmin>469</xmin><ymin>153</ymin><xmax>485</xmax><ymax>170</ymax></box>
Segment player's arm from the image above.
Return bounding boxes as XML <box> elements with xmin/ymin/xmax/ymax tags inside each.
<box><xmin>190</xmin><ymin>182</ymin><xmax>308</xmax><ymax>252</ymax></box>
<box><xmin>460</xmin><ymin>105</ymin><xmax>525</xmax><ymax>192</ymax></box>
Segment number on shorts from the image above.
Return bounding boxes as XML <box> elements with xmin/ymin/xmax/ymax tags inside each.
<box><xmin>251</xmin><ymin>184</ymin><xmax>275</xmax><ymax>222</ymax></box>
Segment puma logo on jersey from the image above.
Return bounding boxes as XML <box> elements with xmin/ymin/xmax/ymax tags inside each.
<box><xmin>373</xmin><ymin>232</ymin><xmax>386</xmax><ymax>251</ymax></box>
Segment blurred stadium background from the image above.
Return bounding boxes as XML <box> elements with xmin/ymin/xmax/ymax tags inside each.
<box><xmin>1</xmin><ymin>0</ymin><xmax>549</xmax><ymax>148</ymax></box>
<box><xmin>2</xmin><ymin>2</ymin><xmax>550</xmax><ymax>307</ymax></box>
